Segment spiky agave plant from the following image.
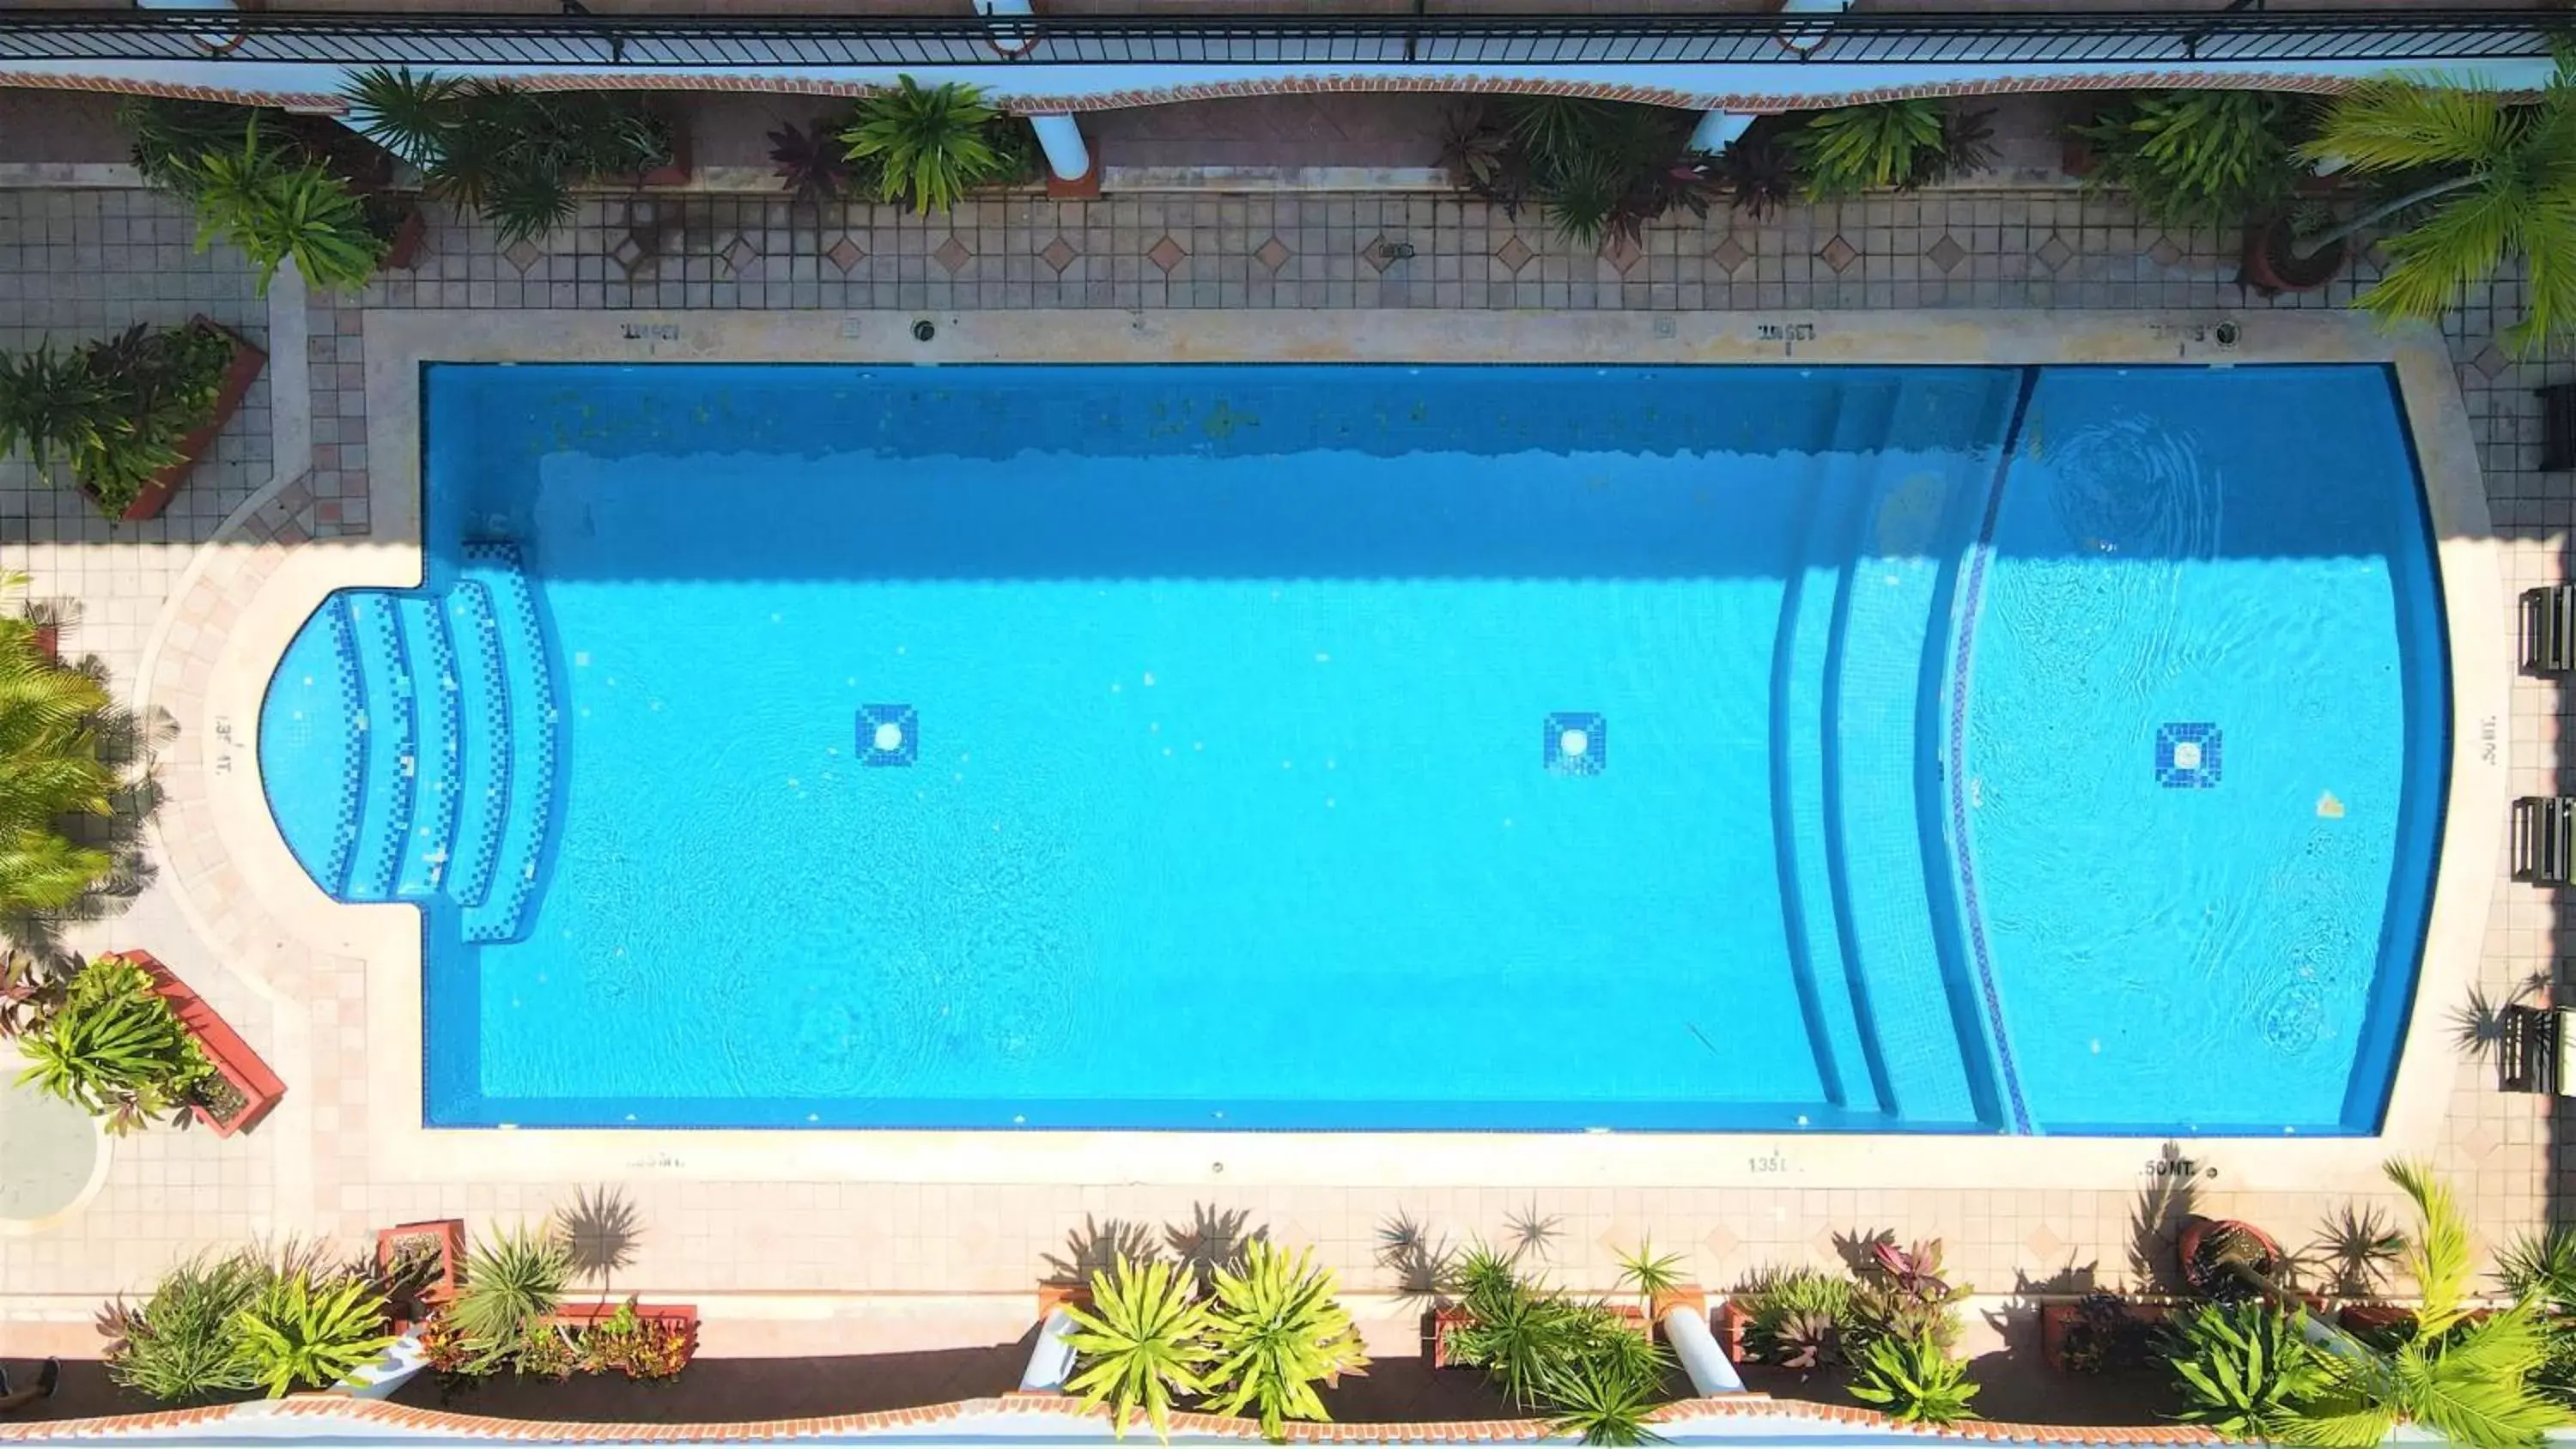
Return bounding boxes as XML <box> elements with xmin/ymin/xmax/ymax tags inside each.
<box><xmin>1542</xmin><ymin>1349</ymin><xmax>1670</xmax><ymax>1448</ymax></box>
<box><xmin>449</xmin><ymin>1221</ymin><xmax>570</xmax><ymax>1365</ymax></box>
<box><xmin>838</xmin><ymin>76</ymin><xmax>1007</xmax><ymax>217</ymax></box>
<box><xmin>2166</xmin><ymin>1300</ymin><xmax>2324</xmax><ymax>1436</ymax></box>
<box><xmin>1849</xmin><ymin>1332</ymin><xmax>1980</xmax><ymax>1426</ymax></box>
<box><xmin>1064</xmin><ymin>1256</ymin><xmax>1213</xmax><ymax>1441</ymax></box>
<box><xmin>1793</xmin><ymin>99</ymin><xmax>1951</xmax><ymax>197</ymax></box>
<box><xmin>187</xmin><ymin>118</ymin><xmax>386</xmax><ymax>294</ymax></box>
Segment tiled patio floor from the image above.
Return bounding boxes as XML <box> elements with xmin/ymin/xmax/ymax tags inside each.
<box><xmin>0</xmin><ymin>179</ymin><xmax>2568</xmax><ymax>1364</ymax></box>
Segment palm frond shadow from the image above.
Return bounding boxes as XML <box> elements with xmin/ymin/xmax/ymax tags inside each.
<box><xmin>2</xmin><ymin>679</ymin><xmax>171</xmax><ymax>955</ymax></box>
<box><xmin>1376</xmin><ymin>1210</ymin><xmax>1461</xmax><ymax>1307</ymax></box>
<box><xmin>1041</xmin><ymin>1215</ymin><xmax>1159</xmax><ymax>1287</ymax></box>
<box><xmin>1165</xmin><ymin>1203</ymin><xmax>1266</xmax><ymax>1293</ymax></box>
<box><xmin>558</xmin><ymin>1184</ymin><xmax>641</xmax><ymax>1288</ymax></box>
<box><xmin>2127</xmin><ymin>1144</ymin><xmax>2202</xmax><ymax>1294</ymax></box>
<box><xmin>2451</xmin><ymin>976</ymin><xmax>2549</xmax><ymax>1063</ymax></box>
<box><xmin>1504</xmin><ymin>1200</ymin><xmax>1564</xmax><ymax>1263</ymax></box>
<box><xmin>1831</xmin><ymin>1228</ymin><xmax>1896</xmax><ymax>1276</ymax></box>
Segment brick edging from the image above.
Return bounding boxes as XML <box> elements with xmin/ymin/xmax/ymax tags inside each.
<box><xmin>0</xmin><ymin>1391</ymin><xmax>2236</xmax><ymax>1444</ymax></box>
<box><xmin>0</xmin><ymin>66</ymin><xmax>2370</xmax><ymax>118</ymax></box>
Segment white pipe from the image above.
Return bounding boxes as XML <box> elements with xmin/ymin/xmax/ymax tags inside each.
<box><xmin>336</xmin><ymin>1331</ymin><xmax>430</xmax><ymax>1400</ymax></box>
<box><xmin>1662</xmin><ymin>1302</ymin><xmax>1747</xmax><ymax>1397</ymax></box>
<box><xmin>1019</xmin><ymin>1306</ymin><xmax>1078</xmax><ymax>1393</ymax></box>
<box><xmin>1687</xmin><ymin>111</ymin><xmax>1755</xmax><ymax>155</ymax></box>
<box><xmin>1028</xmin><ymin>113</ymin><xmax>1091</xmax><ymax>183</ymax></box>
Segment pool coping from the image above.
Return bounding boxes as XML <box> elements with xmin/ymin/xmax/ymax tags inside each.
<box><xmin>178</xmin><ymin>307</ymin><xmax>2504</xmax><ymax>1191</ymax></box>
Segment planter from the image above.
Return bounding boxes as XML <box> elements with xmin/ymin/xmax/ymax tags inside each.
<box><xmin>2339</xmin><ymin>1301</ymin><xmax>2414</xmax><ymax>1337</ymax></box>
<box><xmin>2239</xmin><ymin>215</ymin><xmax>2348</xmax><ymax>296</ymax></box>
<box><xmin>30</xmin><ymin>621</ymin><xmax>58</xmax><ymax>662</ymax></box>
<box><xmin>105</xmin><ymin>949</ymin><xmax>284</xmax><ymax>1136</ymax></box>
<box><xmin>641</xmin><ymin>111</ymin><xmax>691</xmax><ymax>188</ymax></box>
<box><xmin>1429</xmin><ymin>1304</ymin><xmax>1476</xmax><ymax>1369</ymax></box>
<box><xmin>2178</xmin><ymin>1216</ymin><xmax>2285</xmax><ymax>1299</ymax></box>
<box><xmin>545</xmin><ymin>1298</ymin><xmax>701</xmax><ymax>1376</ymax></box>
<box><xmin>83</xmin><ymin>319</ymin><xmax>265</xmax><ymax>524</ymax></box>
<box><xmin>377</xmin><ymin>1219</ymin><xmax>467</xmax><ymax>1329</ymax></box>
<box><xmin>2041</xmin><ymin>1300</ymin><xmax>2169</xmax><ymax>1372</ymax></box>
<box><xmin>1716</xmin><ymin>1300</ymin><xmax>1754</xmax><ymax>1362</ymax></box>
<box><xmin>1035</xmin><ymin>1281</ymin><xmax>1091</xmax><ymax>1321</ymax></box>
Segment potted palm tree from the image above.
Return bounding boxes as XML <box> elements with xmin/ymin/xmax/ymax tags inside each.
<box><xmin>2247</xmin><ymin>56</ymin><xmax>2576</xmax><ymax>340</ymax></box>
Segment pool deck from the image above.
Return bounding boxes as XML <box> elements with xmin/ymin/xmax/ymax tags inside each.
<box><xmin>0</xmin><ymin>184</ymin><xmax>2567</xmax><ymax>1364</ymax></box>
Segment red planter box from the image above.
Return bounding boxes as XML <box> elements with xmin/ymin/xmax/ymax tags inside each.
<box><xmin>1429</xmin><ymin>1305</ymin><xmax>1475</xmax><ymax>1368</ymax></box>
<box><xmin>547</xmin><ymin>1300</ymin><xmax>700</xmax><ymax>1351</ymax></box>
<box><xmin>378</xmin><ymin>1219</ymin><xmax>467</xmax><ymax>1328</ymax></box>
<box><xmin>106</xmin><ymin>949</ymin><xmax>284</xmax><ymax>1136</ymax></box>
<box><xmin>381</xmin><ymin>206</ymin><xmax>428</xmax><ymax>272</ymax></box>
<box><xmin>2040</xmin><ymin>1300</ymin><xmax>2170</xmax><ymax>1371</ymax></box>
<box><xmin>87</xmin><ymin>319</ymin><xmax>265</xmax><ymax>524</ymax></box>
<box><xmin>1716</xmin><ymin>1300</ymin><xmax>1755</xmax><ymax>1362</ymax></box>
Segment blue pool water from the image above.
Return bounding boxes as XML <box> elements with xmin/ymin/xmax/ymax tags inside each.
<box><xmin>258</xmin><ymin>363</ymin><xmax>2446</xmax><ymax>1134</ymax></box>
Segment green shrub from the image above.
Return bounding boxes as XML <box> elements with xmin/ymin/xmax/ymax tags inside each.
<box><xmin>1439</xmin><ymin>96</ymin><xmax>1717</xmax><ymax>249</ymax></box>
<box><xmin>187</xmin><ymin>118</ymin><xmax>386</xmax><ymax>294</ymax></box>
<box><xmin>1202</xmin><ymin>1242</ymin><xmax>1367</xmax><ymax>1442</ymax></box>
<box><xmin>2164</xmin><ymin>1300</ymin><xmax>2322</xmax><ymax>1437</ymax></box>
<box><xmin>1736</xmin><ymin>1266</ymin><xmax>1856</xmax><ymax>1366</ymax></box>
<box><xmin>233</xmin><ymin>1270</ymin><xmax>397</xmax><ymax>1397</ymax></box>
<box><xmin>1793</xmin><ymin>100</ymin><xmax>1993</xmax><ymax>197</ymax></box>
<box><xmin>838</xmin><ymin>76</ymin><xmax>1030</xmax><ymax>217</ymax></box>
<box><xmin>450</xmin><ymin>1220</ymin><xmax>572</xmax><ymax>1364</ymax></box>
<box><xmin>100</xmin><ymin>1252</ymin><xmax>267</xmax><ymax>1404</ymax></box>
<box><xmin>1064</xmin><ymin>1256</ymin><xmax>1213</xmax><ymax>1440</ymax></box>
<box><xmin>0</xmin><ymin>323</ymin><xmax>234</xmax><ymax>517</ymax></box>
<box><xmin>2072</xmin><ymin>90</ymin><xmax>2316</xmax><ymax>231</ymax></box>
<box><xmin>13</xmin><ymin>955</ymin><xmax>209</xmax><ymax>1132</ymax></box>
<box><xmin>0</xmin><ymin>590</ymin><xmax>117</xmax><ymax>934</ymax></box>
<box><xmin>1447</xmin><ymin>1255</ymin><xmax>1674</xmax><ymax>1444</ymax></box>
<box><xmin>344</xmin><ymin>68</ymin><xmax>669</xmax><ymax>245</ymax></box>
<box><xmin>1849</xmin><ymin>1332</ymin><xmax>1979</xmax><ymax>1425</ymax></box>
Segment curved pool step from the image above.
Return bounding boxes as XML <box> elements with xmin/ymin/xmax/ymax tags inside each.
<box><xmin>395</xmin><ymin>595</ymin><xmax>465</xmax><ymax>899</ymax></box>
<box><xmin>1822</xmin><ymin>373</ymin><xmax>2022</xmax><ymax>1130</ymax></box>
<box><xmin>1771</xmin><ymin>377</ymin><xmax>1900</xmax><ymax>1119</ymax></box>
<box><xmin>459</xmin><ymin>543</ymin><xmax>563</xmax><ymax>946</ymax></box>
<box><xmin>343</xmin><ymin>594</ymin><xmax>417</xmax><ymax>903</ymax></box>
<box><xmin>444</xmin><ymin>581</ymin><xmax>512</xmax><ymax>912</ymax></box>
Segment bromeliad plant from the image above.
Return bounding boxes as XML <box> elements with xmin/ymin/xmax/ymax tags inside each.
<box><xmin>836</xmin><ymin>77</ymin><xmax>1042</xmax><ymax>216</ymax></box>
<box><xmin>186</xmin><ymin>118</ymin><xmax>387</xmax><ymax>294</ymax></box>
<box><xmin>1791</xmin><ymin>99</ymin><xmax>1994</xmax><ymax>198</ymax></box>
<box><xmin>1439</xmin><ymin>95</ymin><xmax>1719</xmax><ymax>249</ymax></box>
<box><xmin>2165</xmin><ymin>1300</ymin><xmax>2324</xmax><ymax>1437</ymax></box>
<box><xmin>13</xmin><ymin>954</ymin><xmax>209</xmax><ymax>1134</ymax></box>
<box><xmin>1735</xmin><ymin>1265</ymin><xmax>1858</xmax><ymax>1371</ymax></box>
<box><xmin>1064</xmin><ymin>1256</ymin><xmax>1215</xmax><ymax>1440</ymax></box>
<box><xmin>1850</xmin><ymin>1332</ymin><xmax>1981</xmax><ymax>1426</ymax></box>
<box><xmin>232</xmin><ymin>1270</ymin><xmax>398</xmax><ymax>1397</ymax></box>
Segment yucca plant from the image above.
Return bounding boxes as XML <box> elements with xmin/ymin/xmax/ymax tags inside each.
<box><xmin>1448</xmin><ymin>1276</ymin><xmax>1589</xmax><ymax>1410</ymax></box>
<box><xmin>2270</xmin><ymin>1161</ymin><xmax>2572</xmax><ymax>1449</ymax></box>
<box><xmin>1064</xmin><ymin>1256</ymin><xmax>1213</xmax><ymax>1441</ymax></box>
<box><xmin>449</xmin><ymin>1221</ymin><xmax>570</xmax><ymax>1364</ymax></box>
<box><xmin>188</xmin><ymin>119</ymin><xmax>386</xmax><ymax>294</ymax></box>
<box><xmin>233</xmin><ymin>1270</ymin><xmax>397</xmax><ymax>1397</ymax></box>
<box><xmin>1201</xmin><ymin>1242</ymin><xmax>1367</xmax><ymax>1442</ymax></box>
<box><xmin>100</xmin><ymin>1252</ymin><xmax>266</xmax><ymax>1404</ymax></box>
<box><xmin>14</xmin><ymin>955</ymin><xmax>205</xmax><ymax>1132</ymax></box>
<box><xmin>2166</xmin><ymin>1301</ymin><xmax>2324</xmax><ymax>1436</ymax></box>
<box><xmin>2298</xmin><ymin>57</ymin><xmax>2576</xmax><ymax>353</ymax></box>
<box><xmin>838</xmin><ymin>76</ymin><xmax>1012</xmax><ymax>217</ymax></box>
<box><xmin>1542</xmin><ymin>1351</ymin><xmax>1668</xmax><ymax>1447</ymax></box>
<box><xmin>2074</xmin><ymin>89</ymin><xmax>2315</xmax><ymax>232</ymax></box>
<box><xmin>1615</xmin><ymin>1239</ymin><xmax>1688</xmax><ymax>1305</ymax></box>
<box><xmin>1849</xmin><ymin>1332</ymin><xmax>1980</xmax><ymax>1426</ymax></box>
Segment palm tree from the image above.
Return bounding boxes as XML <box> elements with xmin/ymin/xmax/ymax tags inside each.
<box><xmin>2277</xmin><ymin>1161</ymin><xmax>2570</xmax><ymax>1449</ymax></box>
<box><xmin>0</xmin><ymin>576</ymin><xmax>115</xmax><ymax>939</ymax></box>
<box><xmin>2297</xmin><ymin>58</ymin><xmax>2576</xmax><ymax>354</ymax></box>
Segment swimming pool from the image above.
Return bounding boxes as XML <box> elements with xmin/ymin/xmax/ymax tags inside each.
<box><xmin>258</xmin><ymin>361</ymin><xmax>2446</xmax><ymax>1135</ymax></box>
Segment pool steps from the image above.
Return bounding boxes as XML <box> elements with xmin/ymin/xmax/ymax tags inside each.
<box><xmin>301</xmin><ymin>546</ymin><xmax>564</xmax><ymax>944</ymax></box>
<box><xmin>1771</xmin><ymin>378</ymin><xmax>1897</xmax><ymax>1120</ymax></box>
<box><xmin>1823</xmin><ymin>376</ymin><xmax>2015</xmax><ymax>1129</ymax></box>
